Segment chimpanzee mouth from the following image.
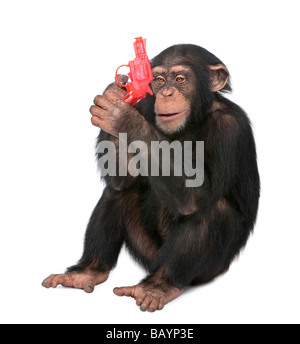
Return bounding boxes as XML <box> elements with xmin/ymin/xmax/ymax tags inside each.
<box><xmin>158</xmin><ymin>113</ymin><xmax>181</xmax><ymax>120</ymax></box>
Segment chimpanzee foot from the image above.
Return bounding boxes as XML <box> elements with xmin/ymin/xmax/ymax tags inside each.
<box><xmin>113</xmin><ymin>281</ymin><xmax>184</xmax><ymax>312</ymax></box>
<box><xmin>42</xmin><ymin>271</ymin><xmax>109</xmax><ymax>293</ymax></box>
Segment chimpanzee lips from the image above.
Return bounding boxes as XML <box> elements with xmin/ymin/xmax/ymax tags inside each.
<box><xmin>158</xmin><ymin>113</ymin><xmax>181</xmax><ymax>120</ymax></box>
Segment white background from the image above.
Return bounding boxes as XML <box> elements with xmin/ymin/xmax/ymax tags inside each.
<box><xmin>0</xmin><ymin>0</ymin><xmax>299</xmax><ymax>324</ymax></box>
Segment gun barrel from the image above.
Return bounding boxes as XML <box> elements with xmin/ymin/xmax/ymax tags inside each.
<box><xmin>134</xmin><ymin>37</ymin><xmax>147</xmax><ymax>57</ymax></box>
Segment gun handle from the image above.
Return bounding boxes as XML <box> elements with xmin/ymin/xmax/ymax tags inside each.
<box><xmin>123</xmin><ymin>92</ymin><xmax>135</xmax><ymax>105</ymax></box>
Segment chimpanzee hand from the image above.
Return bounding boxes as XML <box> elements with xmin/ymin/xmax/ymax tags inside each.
<box><xmin>90</xmin><ymin>75</ymin><xmax>143</xmax><ymax>137</ymax></box>
<box><xmin>104</xmin><ymin>74</ymin><xmax>128</xmax><ymax>96</ymax></box>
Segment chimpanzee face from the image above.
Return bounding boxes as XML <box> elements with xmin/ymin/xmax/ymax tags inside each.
<box><xmin>151</xmin><ymin>65</ymin><xmax>196</xmax><ymax>135</ymax></box>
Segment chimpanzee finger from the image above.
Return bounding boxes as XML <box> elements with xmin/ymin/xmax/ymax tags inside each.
<box><xmin>104</xmin><ymin>75</ymin><xmax>128</xmax><ymax>96</ymax></box>
<box><xmin>93</xmin><ymin>95</ymin><xmax>112</xmax><ymax>109</ymax></box>
<box><xmin>41</xmin><ymin>276</ymin><xmax>51</xmax><ymax>288</ymax></box>
<box><xmin>113</xmin><ymin>286</ymin><xmax>134</xmax><ymax>297</ymax></box>
<box><xmin>42</xmin><ymin>274</ymin><xmax>58</xmax><ymax>288</ymax></box>
<box><xmin>148</xmin><ymin>298</ymin><xmax>160</xmax><ymax>312</ymax></box>
<box><xmin>140</xmin><ymin>295</ymin><xmax>152</xmax><ymax>312</ymax></box>
<box><xmin>90</xmin><ymin>105</ymin><xmax>106</xmax><ymax>120</ymax></box>
<box><xmin>158</xmin><ymin>298</ymin><xmax>166</xmax><ymax>311</ymax></box>
<box><xmin>83</xmin><ymin>281</ymin><xmax>95</xmax><ymax>293</ymax></box>
<box><xmin>104</xmin><ymin>90</ymin><xmax>126</xmax><ymax>103</ymax></box>
<box><xmin>116</xmin><ymin>74</ymin><xmax>129</xmax><ymax>86</ymax></box>
<box><xmin>91</xmin><ymin>115</ymin><xmax>103</xmax><ymax>128</ymax></box>
<box><xmin>136</xmin><ymin>292</ymin><xmax>147</xmax><ymax>306</ymax></box>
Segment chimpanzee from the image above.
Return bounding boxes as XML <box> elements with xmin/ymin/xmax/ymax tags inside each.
<box><xmin>42</xmin><ymin>44</ymin><xmax>260</xmax><ymax>312</ymax></box>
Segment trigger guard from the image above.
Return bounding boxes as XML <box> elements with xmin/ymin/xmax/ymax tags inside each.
<box><xmin>116</xmin><ymin>65</ymin><xmax>130</xmax><ymax>87</ymax></box>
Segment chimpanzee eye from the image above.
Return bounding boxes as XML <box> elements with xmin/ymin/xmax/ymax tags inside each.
<box><xmin>156</xmin><ymin>76</ymin><xmax>166</xmax><ymax>83</ymax></box>
<box><xmin>175</xmin><ymin>75</ymin><xmax>185</xmax><ymax>83</ymax></box>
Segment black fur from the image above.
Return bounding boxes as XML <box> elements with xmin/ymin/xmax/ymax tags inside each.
<box><xmin>68</xmin><ymin>44</ymin><xmax>260</xmax><ymax>288</ymax></box>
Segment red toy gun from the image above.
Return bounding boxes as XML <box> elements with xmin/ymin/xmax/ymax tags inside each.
<box><xmin>116</xmin><ymin>37</ymin><xmax>153</xmax><ymax>106</ymax></box>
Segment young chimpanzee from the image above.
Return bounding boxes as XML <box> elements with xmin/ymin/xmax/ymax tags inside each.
<box><xmin>42</xmin><ymin>44</ymin><xmax>260</xmax><ymax>312</ymax></box>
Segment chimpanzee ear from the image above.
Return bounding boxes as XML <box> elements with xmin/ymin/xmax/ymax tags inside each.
<box><xmin>208</xmin><ymin>64</ymin><xmax>229</xmax><ymax>92</ymax></box>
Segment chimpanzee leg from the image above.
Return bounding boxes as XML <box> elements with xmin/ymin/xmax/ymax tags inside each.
<box><xmin>151</xmin><ymin>198</ymin><xmax>249</xmax><ymax>287</ymax></box>
<box><xmin>42</xmin><ymin>187</ymin><xmax>125</xmax><ymax>292</ymax></box>
<box><xmin>114</xmin><ymin>198</ymin><xmax>250</xmax><ymax>311</ymax></box>
<box><xmin>67</xmin><ymin>187</ymin><xmax>125</xmax><ymax>273</ymax></box>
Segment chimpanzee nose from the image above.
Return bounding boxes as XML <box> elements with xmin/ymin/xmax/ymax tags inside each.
<box><xmin>161</xmin><ymin>87</ymin><xmax>175</xmax><ymax>97</ymax></box>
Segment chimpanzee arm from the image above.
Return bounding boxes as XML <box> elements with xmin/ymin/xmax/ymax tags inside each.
<box><xmin>96</xmin><ymin>129</ymin><xmax>140</xmax><ymax>192</ymax></box>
